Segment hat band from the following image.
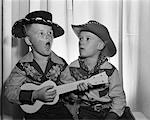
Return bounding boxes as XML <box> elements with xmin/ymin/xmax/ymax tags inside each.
<box><xmin>25</xmin><ymin>17</ymin><xmax>53</xmax><ymax>24</ymax></box>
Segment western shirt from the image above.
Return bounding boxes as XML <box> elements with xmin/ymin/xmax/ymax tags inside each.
<box><xmin>4</xmin><ymin>51</ymin><xmax>75</xmax><ymax>105</ymax></box>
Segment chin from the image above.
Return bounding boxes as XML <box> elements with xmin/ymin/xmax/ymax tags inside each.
<box><xmin>40</xmin><ymin>51</ymin><xmax>51</xmax><ymax>56</ymax></box>
<box><xmin>80</xmin><ymin>54</ymin><xmax>88</xmax><ymax>58</ymax></box>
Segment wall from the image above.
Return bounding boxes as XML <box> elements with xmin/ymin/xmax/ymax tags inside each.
<box><xmin>0</xmin><ymin>0</ymin><xmax>2</xmax><ymax>118</ymax></box>
<box><xmin>122</xmin><ymin>0</ymin><xmax>140</xmax><ymax>111</ymax></box>
<box><xmin>137</xmin><ymin>0</ymin><xmax>150</xmax><ymax>119</ymax></box>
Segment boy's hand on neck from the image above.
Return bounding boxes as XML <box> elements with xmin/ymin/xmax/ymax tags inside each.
<box><xmin>77</xmin><ymin>83</ymin><xmax>93</xmax><ymax>91</ymax></box>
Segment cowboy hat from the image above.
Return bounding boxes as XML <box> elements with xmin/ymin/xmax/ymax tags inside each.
<box><xmin>12</xmin><ymin>10</ymin><xmax>64</xmax><ymax>38</ymax></box>
<box><xmin>71</xmin><ymin>20</ymin><xmax>117</xmax><ymax>57</ymax></box>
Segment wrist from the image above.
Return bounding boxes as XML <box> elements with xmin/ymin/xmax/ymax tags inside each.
<box><xmin>32</xmin><ymin>90</ymin><xmax>38</xmax><ymax>102</ymax></box>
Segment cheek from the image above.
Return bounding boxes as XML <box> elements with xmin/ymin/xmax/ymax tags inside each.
<box><xmin>32</xmin><ymin>40</ymin><xmax>45</xmax><ymax>49</ymax></box>
<box><xmin>34</xmin><ymin>40</ymin><xmax>42</xmax><ymax>46</ymax></box>
<box><xmin>88</xmin><ymin>44</ymin><xmax>99</xmax><ymax>53</ymax></box>
<box><xmin>87</xmin><ymin>42</ymin><xmax>98</xmax><ymax>50</ymax></box>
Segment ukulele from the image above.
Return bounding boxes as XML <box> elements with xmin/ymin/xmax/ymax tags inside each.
<box><xmin>20</xmin><ymin>72</ymin><xmax>108</xmax><ymax>113</ymax></box>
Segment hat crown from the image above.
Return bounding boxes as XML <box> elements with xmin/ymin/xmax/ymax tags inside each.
<box><xmin>25</xmin><ymin>11</ymin><xmax>52</xmax><ymax>21</ymax></box>
<box><xmin>87</xmin><ymin>20</ymin><xmax>108</xmax><ymax>32</ymax></box>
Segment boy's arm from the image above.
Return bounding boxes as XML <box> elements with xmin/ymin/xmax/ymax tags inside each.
<box><xmin>59</xmin><ymin>64</ymin><xmax>78</xmax><ymax>102</ymax></box>
<box><xmin>4</xmin><ymin>65</ymin><xmax>33</xmax><ymax>105</ymax></box>
<box><xmin>59</xmin><ymin>66</ymin><xmax>76</xmax><ymax>84</ymax></box>
<box><xmin>59</xmin><ymin>65</ymin><xmax>79</xmax><ymax>119</ymax></box>
<box><xmin>107</xmin><ymin>69</ymin><xmax>126</xmax><ymax>117</ymax></box>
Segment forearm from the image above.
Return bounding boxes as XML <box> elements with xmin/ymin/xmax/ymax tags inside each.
<box><xmin>4</xmin><ymin>84</ymin><xmax>21</xmax><ymax>104</ymax></box>
<box><xmin>109</xmin><ymin>93</ymin><xmax>126</xmax><ymax>117</ymax></box>
<box><xmin>5</xmin><ymin>85</ymin><xmax>34</xmax><ymax>105</ymax></box>
<box><xmin>109</xmin><ymin>69</ymin><xmax>126</xmax><ymax>116</ymax></box>
<box><xmin>4</xmin><ymin>66</ymin><xmax>30</xmax><ymax>104</ymax></box>
<box><xmin>59</xmin><ymin>66</ymin><xmax>76</xmax><ymax>85</ymax></box>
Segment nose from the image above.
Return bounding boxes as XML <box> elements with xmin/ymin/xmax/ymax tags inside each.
<box><xmin>79</xmin><ymin>39</ymin><xmax>85</xmax><ymax>46</ymax></box>
<box><xmin>46</xmin><ymin>34</ymin><xmax>53</xmax><ymax>40</ymax></box>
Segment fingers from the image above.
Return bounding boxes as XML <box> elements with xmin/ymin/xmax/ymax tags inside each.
<box><xmin>45</xmin><ymin>85</ymin><xmax>54</xmax><ymax>91</ymax></box>
<box><xmin>46</xmin><ymin>89</ymin><xmax>56</xmax><ymax>97</ymax></box>
<box><xmin>70</xmin><ymin>93</ymin><xmax>78</xmax><ymax>99</ymax></box>
<box><xmin>45</xmin><ymin>90</ymin><xmax>56</xmax><ymax>102</ymax></box>
<box><xmin>77</xmin><ymin>83</ymin><xmax>88</xmax><ymax>91</ymax></box>
<box><xmin>44</xmin><ymin>85</ymin><xmax>55</xmax><ymax>93</ymax></box>
<box><xmin>77</xmin><ymin>82</ymin><xmax>93</xmax><ymax>91</ymax></box>
<box><xmin>87</xmin><ymin>83</ymin><xmax>93</xmax><ymax>88</ymax></box>
<box><xmin>45</xmin><ymin>86</ymin><xmax>56</xmax><ymax>99</ymax></box>
<box><xmin>36</xmin><ymin>85</ymin><xmax>56</xmax><ymax>102</ymax></box>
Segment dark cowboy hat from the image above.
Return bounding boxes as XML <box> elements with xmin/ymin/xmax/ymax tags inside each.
<box><xmin>12</xmin><ymin>10</ymin><xmax>64</xmax><ymax>38</ymax></box>
<box><xmin>71</xmin><ymin>20</ymin><xmax>117</xmax><ymax>57</ymax></box>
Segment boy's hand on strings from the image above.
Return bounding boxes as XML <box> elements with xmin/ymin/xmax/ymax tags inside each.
<box><xmin>32</xmin><ymin>85</ymin><xmax>56</xmax><ymax>102</ymax></box>
<box><xmin>77</xmin><ymin>83</ymin><xmax>93</xmax><ymax>91</ymax></box>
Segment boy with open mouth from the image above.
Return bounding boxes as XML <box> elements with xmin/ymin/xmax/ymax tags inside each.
<box><xmin>4</xmin><ymin>10</ymin><xmax>75</xmax><ymax>120</ymax></box>
<box><xmin>68</xmin><ymin>20</ymin><xmax>135</xmax><ymax>120</ymax></box>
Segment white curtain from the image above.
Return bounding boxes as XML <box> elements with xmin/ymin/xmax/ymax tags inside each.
<box><xmin>122</xmin><ymin>0</ymin><xmax>140</xmax><ymax>110</ymax></box>
<box><xmin>1</xmin><ymin>0</ymin><xmax>150</xmax><ymax>119</ymax></box>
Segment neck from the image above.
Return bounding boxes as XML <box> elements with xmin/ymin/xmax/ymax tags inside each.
<box><xmin>85</xmin><ymin>53</ymin><xmax>100</xmax><ymax>70</ymax></box>
<box><xmin>32</xmin><ymin>51</ymin><xmax>50</xmax><ymax>62</ymax></box>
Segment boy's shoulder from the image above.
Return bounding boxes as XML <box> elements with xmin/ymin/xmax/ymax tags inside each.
<box><xmin>51</xmin><ymin>51</ymin><xmax>67</xmax><ymax>65</ymax></box>
<box><xmin>19</xmin><ymin>52</ymin><xmax>33</xmax><ymax>63</ymax></box>
<box><xmin>100</xmin><ymin>61</ymin><xmax>115</xmax><ymax>70</ymax></box>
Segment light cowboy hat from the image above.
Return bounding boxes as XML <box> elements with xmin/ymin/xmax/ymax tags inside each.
<box><xmin>71</xmin><ymin>20</ymin><xmax>117</xmax><ymax>57</ymax></box>
<box><xmin>12</xmin><ymin>10</ymin><xmax>64</xmax><ymax>38</ymax></box>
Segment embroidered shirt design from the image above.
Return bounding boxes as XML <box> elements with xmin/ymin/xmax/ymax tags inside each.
<box><xmin>22</xmin><ymin>62</ymin><xmax>42</xmax><ymax>82</ymax></box>
<box><xmin>17</xmin><ymin>61</ymin><xmax>64</xmax><ymax>83</ymax></box>
<box><xmin>46</xmin><ymin>64</ymin><xmax>63</xmax><ymax>82</ymax></box>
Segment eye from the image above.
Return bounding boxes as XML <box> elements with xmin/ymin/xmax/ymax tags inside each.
<box><xmin>79</xmin><ymin>37</ymin><xmax>82</xmax><ymax>41</ymax></box>
<box><xmin>37</xmin><ymin>31</ymin><xmax>45</xmax><ymax>39</ymax></box>
<box><xmin>87</xmin><ymin>37</ymin><xmax>90</xmax><ymax>41</ymax></box>
<box><xmin>48</xmin><ymin>31</ymin><xmax>52</xmax><ymax>35</ymax></box>
<box><xmin>39</xmin><ymin>31</ymin><xmax>44</xmax><ymax>36</ymax></box>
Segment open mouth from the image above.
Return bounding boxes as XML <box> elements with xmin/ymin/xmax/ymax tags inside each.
<box><xmin>45</xmin><ymin>42</ymin><xmax>51</xmax><ymax>51</ymax></box>
<box><xmin>80</xmin><ymin>47</ymin><xmax>84</xmax><ymax>50</ymax></box>
<box><xmin>79</xmin><ymin>45</ymin><xmax>84</xmax><ymax>49</ymax></box>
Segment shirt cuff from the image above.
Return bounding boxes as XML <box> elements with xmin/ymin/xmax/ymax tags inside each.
<box><xmin>19</xmin><ymin>90</ymin><xmax>34</xmax><ymax>105</ymax></box>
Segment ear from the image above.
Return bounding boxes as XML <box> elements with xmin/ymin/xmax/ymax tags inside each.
<box><xmin>97</xmin><ymin>41</ymin><xmax>105</xmax><ymax>50</ymax></box>
<box><xmin>24</xmin><ymin>36</ymin><xmax>32</xmax><ymax>46</ymax></box>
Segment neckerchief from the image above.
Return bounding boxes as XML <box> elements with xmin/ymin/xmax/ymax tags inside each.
<box><xmin>78</xmin><ymin>53</ymin><xmax>108</xmax><ymax>75</ymax></box>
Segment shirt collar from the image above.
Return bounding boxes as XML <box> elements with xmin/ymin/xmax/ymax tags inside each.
<box><xmin>78</xmin><ymin>53</ymin><xmax>108</xmax><ymax>73</ymax></box>
<box><xmin>20</xmin><ymin>51</ymin><xmax>58</xmax><ymax>63</ymax></box>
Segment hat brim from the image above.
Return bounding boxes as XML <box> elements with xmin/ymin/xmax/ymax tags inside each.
<box><xmin>12</xmin><ymin>18</ymin><xmax>64</xmax><ymax>38</ymax></box>
<box><xmin>71</xmin><ymin>24</ymin><xmax>117</xmax><ymax>57</ymax></box>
